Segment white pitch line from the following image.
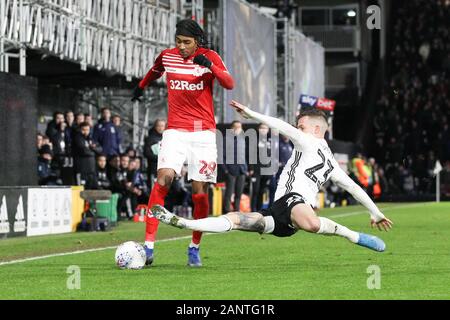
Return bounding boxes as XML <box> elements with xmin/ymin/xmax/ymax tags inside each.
<box><xmin>0</xmin><ymin>235</ymin><xmax>194</xmax><ymax>267</ymax></box>
<box><xmin>0</xmin><ymin>202</ymin><xmax>434</xmax><ymax>266</ymax></box>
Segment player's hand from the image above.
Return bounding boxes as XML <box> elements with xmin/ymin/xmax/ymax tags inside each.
<box><xmin>132</xmin><ymin>86</ymin><xmax>143</xmax><ymax>102</ymax></box>
<box><xmin>193</xmin><ymin>54</ymin><xmax>212</xmax><ymax>68</ymax></box>
<box><xmin>229</xmin><ymin>100</ymin><xmax>251</xmax><ymax>119</ymax></box>
<box><xmin>371</xmin><ymin>217</ymin><xmax>393</xmax><ymax>231</ymax></box>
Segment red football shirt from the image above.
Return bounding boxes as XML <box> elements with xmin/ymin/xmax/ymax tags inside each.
<box><xmin>139</xmin><ymin>47</ymin><xmax>234</xmax><ymax>132</ymax></box>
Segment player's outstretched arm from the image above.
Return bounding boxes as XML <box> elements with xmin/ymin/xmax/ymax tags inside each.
<box><xmin>230</xmin><ymin>100</ymin><xmax>307</xmax><ymax>147</ymax></box>
<box><xmin>330</xmin><ymin>167</ymin><xmax>394</xmax><ymax>231</ymax></box>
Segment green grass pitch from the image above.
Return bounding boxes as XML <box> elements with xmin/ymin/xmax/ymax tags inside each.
<box><xmin>0</xmin><ymin>202</ymin><xmax>449</xmax><ymax>300</ymax></box>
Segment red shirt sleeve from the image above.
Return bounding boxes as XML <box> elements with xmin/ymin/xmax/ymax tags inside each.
<box><xmin>206</xmin><ymin>51</ymin><xmax>234</xmax><ymax>90</ymax></box>
<box><xmin>139</xmin><ymin>51</ymin><xmax>166</xmax><ymax>89</ymax></box>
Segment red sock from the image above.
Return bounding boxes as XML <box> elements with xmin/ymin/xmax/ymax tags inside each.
<box><xmin>145</xmin><ymin>182</ymin><xmax>169</xmax><ymax>242</ymax></box>
<box><xmin>191</xmin><ymin>193</ymin><xmax>210</xmax><ymax>245</ymax></box>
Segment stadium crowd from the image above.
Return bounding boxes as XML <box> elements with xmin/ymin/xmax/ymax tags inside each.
<box><xmin>370</xmin><ymin>0</ymin><xmax>450</xmax><ymax>197</ymax></box>
<box><xmin>37</xmin><ymin>108</ymin><xmax>150</xmax><ymax>219</ymax></box>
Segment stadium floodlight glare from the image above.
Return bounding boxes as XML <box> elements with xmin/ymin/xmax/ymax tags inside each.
<box><xmin>347</xmin><ymin>10</ymin><xmax>357</xmax><ymax>17</ymax></box>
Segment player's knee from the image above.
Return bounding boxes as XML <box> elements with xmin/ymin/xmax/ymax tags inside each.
<box><xmin>157</xmin><ymin>175</ymin><xmax>173</xmax><ymax>188</ymax></box>
<box><xmin>192</xmin><ymin>182</ymin><xmax>209</xmax><ymax>194</ymax></box>
<box><xmin>309</xmin><ymin>219</ymin><xmax>321</xmax><ymax>233</ymax></box>
<box><xmin>301</xmin><ymin>216</ymin><xmax>320</xmax><ymax>233</ymax></box>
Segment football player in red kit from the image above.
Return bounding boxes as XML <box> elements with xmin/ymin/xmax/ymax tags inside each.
<box><xmin>132</xmin><ymin>19</ymin><xmax>234</xmax><ymax>267</ymax></box>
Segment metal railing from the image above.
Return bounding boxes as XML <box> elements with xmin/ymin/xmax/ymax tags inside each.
<box><xmin>0</xmin><ymin>0</ymin><xmax>183</xmax><ymax>80</ymax></box>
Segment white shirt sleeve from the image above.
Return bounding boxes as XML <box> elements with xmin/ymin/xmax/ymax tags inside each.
<box><xmin>330</xmin><ymin>166</ymin><xmax>386</xmax><ymax>222</ymax></box>
<box><xmin>245</xmin><ymin>109</ymin><xmax>309</xmax><ymax>148</ymax></box>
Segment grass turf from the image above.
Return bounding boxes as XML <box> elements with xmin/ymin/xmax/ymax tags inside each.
<box><xmin>0</xmin><ymin>202</ymin><xmax>449</xmax><ymax>299</ymax></box>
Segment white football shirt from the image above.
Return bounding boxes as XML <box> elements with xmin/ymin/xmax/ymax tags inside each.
<box><xmin>275</xmin><ymin>134</ymin><xmax>337</xmax><ymax>207</ymax></box>
<box><xmin>244</xmin><ymin>108</ymin><xmax>385</xmax><ymax>222</ymax></box>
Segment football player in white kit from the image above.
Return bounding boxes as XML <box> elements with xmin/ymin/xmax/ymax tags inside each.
<box><xmin>152</xmin><ymin>100</ymin><xmax>393</xmax><ymax>253</ymax></box>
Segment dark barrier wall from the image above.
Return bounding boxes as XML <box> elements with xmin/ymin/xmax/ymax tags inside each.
<box><xmin>0</xmin><ymin>72</ymin><xmax>38</xmax><ymax>186</ymax></box>
<box><xmin>0</xmin><ymin>187</ymin><xmax>28</xmax><ymax>239</ymax></box>
<box><xmin>328</xmin><ymin>139</ymin><xmax>357</xmax><ymax>157</ymax></box>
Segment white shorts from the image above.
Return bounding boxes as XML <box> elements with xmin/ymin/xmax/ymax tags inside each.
<box><xmin>157</xmin><ymin>129</ymin><xmax>218</xmax><ymax>183</ymax></box>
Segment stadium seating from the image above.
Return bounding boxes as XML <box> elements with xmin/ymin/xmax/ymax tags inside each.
<box><xmin>371</xmin><ymin>0</ymin><xmax>449</xmax><ymax>196</ymax></box>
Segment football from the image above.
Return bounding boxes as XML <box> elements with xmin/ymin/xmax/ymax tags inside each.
<box><xmin>115</xmin><ymin>241</ymin><xmax>146</xmax><ymax>270</ymax></box>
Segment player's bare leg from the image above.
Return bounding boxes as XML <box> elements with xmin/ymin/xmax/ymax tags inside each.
<box><xmin>144</xmin><ymin>168</ymin><xmax>176</xmax><ymax>265</ymax></box>
<box><xmin>290</xmin><ymin>204</ymin><xmax>386</xmax><ymax>252</ymax></box>
<box><xmin>228</xmin><ymin>212</ymin><xmax>267</xmax><ymax>233</ymax></box>
<box><xmin>152</xmin><ymin>205</ymin><xmax>273</xmax><ymax>234</ymax></box>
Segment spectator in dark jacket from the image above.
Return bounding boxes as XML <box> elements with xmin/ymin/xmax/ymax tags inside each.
<box><xmin>49</xmin><ymin>121</ymin><xmax>68</xmax><ymax>156</ymax></box>
<box><xmin>95</xmin><ymin>155</ymin><xmax>111</xmax><ymax>190</ymax></box>
<box><xmin>108</xmin><ymin>155</ymin><xmax>123</xmax><ymax>193</ymax></box>
<box><xmin>65</xmin><ymin>110</ymin><xmax>75</xmax><ymax>127</ymax></box>
<box><xmin>112</xmin><ymin>115</ymin><xmax>124</xmax><ymax>154</ymax></box>
<box><xmin>72</xmin><ymin>122</ymin><xmax>103</xmax><ymax>189</ymax></box>
<box><xmin>143</xmin><ymin>119</ymin><xmax>166</xmax><ymax>189</ymax></box>
<box><xmin>130</xmin><ymin>157</ymin><xmax>149</xmax><ymax>203</ymax></box>
<box><xmin>37</xmin><ymin>145</ymin><xmax>57</xmax><ymax>185</ymax></box>
<box><xmin>74</xmin><ymin>113</ymin><xmax>85</xmax><ymax>130</ymax></box>
<box><xmin>64</xmin><ymin>110</ymin><xmax>75</xmax><ymax>144</ymax></box>
<box><xmin>250</xmin><ymin>123</ymin><xmax>273</xmax><ymax>211</ymax></box>
<box><xmin>107</xmin><ymin>155</ymin><xmax>119</xmax><ymax>176</ymax></box>
<box><xmin>117</xmin><ymin>154</ymin><xmax>133</xmax><ymax>219</ymax></box>
<box><xmin>123</xmin><ymin>157</ymin><xmax>148</xmax><ymax>215</ymax></box>
<box><xmin>222</xmin><ymin>121</ymin><xmax>248</xmax><ymax>213</ymax></box>
<box><xmin>51</xmin><ymin>121</ymin><xmax>73</xmax><ymax>185</ymax></box>
<box><xmin>62</xmin><ymin>111</ymin><xmax>76</xmax><ymax>185</ymax></box>
<box><xmin>85</xmin><ymin>113</ymin><xmax>94</xmax><ymax>129</ymax></box>
<box><xmin>93</xmin><ymin>107</ymin><xmax>120</xmax><ymax>157</ymax></box>
<box><xmin>45</xmin><ymin>111</ymin><xmax>65</xmax><ymax>143</ymax></box>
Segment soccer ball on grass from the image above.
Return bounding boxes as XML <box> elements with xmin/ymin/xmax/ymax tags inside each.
<box><xmin>115</xmin><ymin>241</ymin><xmax>146</xmax><ymax>270</ymax></box>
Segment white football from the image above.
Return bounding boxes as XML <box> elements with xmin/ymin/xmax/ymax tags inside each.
<box><xmin>115</xmin><ymin>241</ymin><xmax>146</xmax><ymax>270</ymax></box>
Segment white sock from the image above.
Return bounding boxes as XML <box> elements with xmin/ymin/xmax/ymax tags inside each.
<box><xmin>144</xmin><ymin>241</ymin><xmax>154</xmax><ymax>249</ymax></box>
<box><xmin>263</xmin><ymin>216</ymin><xmax>275</xmax><ymax>234</ymax></box>
<box><xmin>189</xmin><ymin>242</ymin><xmax>200</xmax><ymax>249</ymax></box>
<box><xmin>183</xmin><ymin>216</ymin><xmax>233</xmax><ymax>233</ymax></box>
<box><xmin>317</xmin><ymin>217</ymin><xmax>359</xmax><ymax>243</ymax></box>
